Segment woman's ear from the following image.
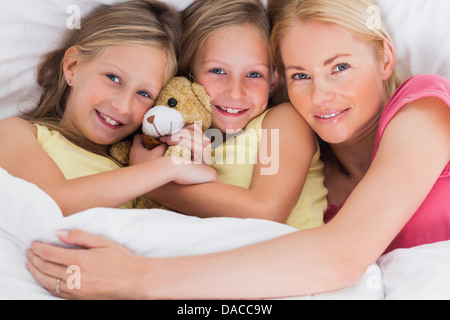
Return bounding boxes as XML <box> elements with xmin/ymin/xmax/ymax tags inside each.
<box><xmin>380</xmin><ymin>40</ymin><xmax>395</xmax><ymax>81</ymax></box>
<box><xmin>63</xmin><ymin>46</ymin><xmax>81</xmax><ymax>84</ymax></box>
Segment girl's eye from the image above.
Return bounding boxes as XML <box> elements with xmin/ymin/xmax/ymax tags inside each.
<box><xmin>291</xmin><ymin>73</ymin><xmax>310</xmax><ymax>80</ymax></box>
<box><xmin>107</xmin><ymin>74</ymin><xmax>121</xmax><ymax>84</ymax></box>
<box><xmin>247</xmin><ymin>72</ymin><xmax>262</xmax><ymax>78</ymax></box>
<box><xmin>333</xmin><ymin>63</ymin><xmax>350</xmax><ymax>73</ymax></box>
<box><xmin>137</xmin><ymin>90</ymin><xmax>151</xmax><ymax>99</ymax></box>
<box><xmin>210</xmin><ymin>68</ymin><xmax>225</xmax><ymax>75</ymax></box>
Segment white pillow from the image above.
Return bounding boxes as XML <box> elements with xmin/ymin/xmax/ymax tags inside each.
<box><xmin>378</xmin><ymin>240</ymin><xmax>450</xmax><ymax>300</ymax></box>
<box><xmin>1</xmin><ymin>0</ymin><xmax>449</xmax><ymax>120</ymax></box>
<box><xmin>1</xmin><ymin>0</ymin><xmax>450</xmax><ymax>120</ymax></box>
<box><xmin>0</xmin><ymin>0</ymin><xmax>194</xmax><ymax>120</ymax></box>
<box><xmin>376</xmin><ymin>0</ymin><xmax>450</xmax><ymax>81</ymax></box>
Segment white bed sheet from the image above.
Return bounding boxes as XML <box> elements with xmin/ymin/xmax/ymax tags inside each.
<box><xmin>0</xmin><ymin>167</ymin><xmax>384</xmax><ymax>300</ymax></box>
<box><xmin>2</xmin><ymin>166</ymin><xmax>450</xmax><ymax>300</ymax></box>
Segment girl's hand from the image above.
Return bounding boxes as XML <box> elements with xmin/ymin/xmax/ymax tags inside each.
<box><xmin>171</xmin><ymin>160</ymin><xmax>219</xmax><ymax>185</ymax></box>
<box><xmin>26</xmin><ymin>230</ymin><xmax>147</xmax><ymax>300</ymax></box>
<box><xmin>129</xmin><ymin>134</ymin><xmax>167</xmax><ymax>166</ymax></box>
<box><xmin>159</xmin><ymin>123</ymin><xmax>212</xmax><ymax>164</ymax></box>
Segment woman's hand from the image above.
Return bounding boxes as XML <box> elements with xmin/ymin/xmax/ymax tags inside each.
<box><xmin>26</xmin><ymin>230</ymin><xmax>147</xmax><ymax>300</ymax></box>
<box><xmin>159</xmin><ymin>123</ymin><xmax>212</xmax><ymax>164</ymax></box>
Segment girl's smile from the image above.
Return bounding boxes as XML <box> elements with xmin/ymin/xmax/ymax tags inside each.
<box><xmin>215</xmin><ymin>105</ymin><xmax>249</xmax><ymax>116</ymax></box>
<box><xmin>192</xmin><ymin>24</ymin><xmax>277</xmax><ymax>133</ymax></box>
<box><xmin>95</xmin><ymin>110</ymin><xmax>124</xmax><ymax>129</ymax></box>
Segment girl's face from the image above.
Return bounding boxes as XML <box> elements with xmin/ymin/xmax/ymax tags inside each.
<box><xmin>192</xmin><ymin>24</ymin><xmax>277</xmax><ymax>133</ymax></box>
<box><xmin>62</xmin><ymin>44</ymin><xmax>167</xmax><ymax>146</ymax></box>
<box><xmin>280</xmin><ymin>20</ymin><xmax>393</xmax><ymax>145</ymax></box>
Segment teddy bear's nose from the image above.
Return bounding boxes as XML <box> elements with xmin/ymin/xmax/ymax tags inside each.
<box><xmin>147</xmin><ymin>115</ymin><xmax>155</xmax><ymax>124</ymax></box>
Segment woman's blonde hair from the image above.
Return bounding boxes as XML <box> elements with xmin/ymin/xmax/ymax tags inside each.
<box><xmin>22</xmin><ymin>0</ymin><xmax>181</xmax><ymax>156</ymax></box>
<box><xmin>269</xmin><ymin>0</ymin><xmax>402</xmax><ymax>100</ymax></box>
<box><xmin>179</xmin><ymin>0</ymin><xmax>272</xmax><ymax>79</ymax></box>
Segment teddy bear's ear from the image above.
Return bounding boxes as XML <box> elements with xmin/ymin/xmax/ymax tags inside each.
<box><xmin>192</xmin><ymin>82</ymin><xmax>212</xmax><ymax>113</ymax></box>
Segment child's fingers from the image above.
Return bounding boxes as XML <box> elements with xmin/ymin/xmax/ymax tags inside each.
<box><xmin>162</xmin><ymin>124</ymin><xmax>212</xmax><ymax>163</ymax></box>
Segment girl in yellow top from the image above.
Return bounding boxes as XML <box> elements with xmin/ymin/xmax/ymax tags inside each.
<box><xmin>145</xmin><ymin>0</ymin><xmax>327</xmax><ymax>230</ymax></box>
<box><xmin>0</xmin><ymin>1</ymin><xmax>217</xmax><ymax>217</ymax></box>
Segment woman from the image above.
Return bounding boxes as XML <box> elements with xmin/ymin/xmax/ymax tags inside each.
<box><xmin>26</xmin><ymin>0</ymin><xmax>450</xmax><ymax>299</ymax></box>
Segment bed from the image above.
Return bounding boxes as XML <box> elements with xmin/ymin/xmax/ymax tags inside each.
<box><xmin>0</xmin><ymin>0</ymin><xmax>449</xmax><ymax>300</ymax></box>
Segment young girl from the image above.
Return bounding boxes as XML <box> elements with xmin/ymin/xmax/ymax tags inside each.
<box><xmin>26</xmin><ymin>0</ymin><xmax>450</xmax><ymax>300</ymax></box>
<box><xmin>138</xmin><ymin>0</ymin><xmax>328</xmax><ymax>231</ymax></box>
<box><xmin>0</xmin><ymin>0</ymin><xmax>217</xmax><ymax>217</ymax></box>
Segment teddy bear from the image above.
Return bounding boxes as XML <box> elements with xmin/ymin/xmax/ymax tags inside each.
<box><xmin>109</xmin><ymin>76</ymin><xmax>212</xmax><ymax>208</ymax></box>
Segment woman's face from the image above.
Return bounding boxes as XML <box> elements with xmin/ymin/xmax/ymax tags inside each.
<box><xmin>62</xmin><ymin>44</ymin><xmax>167</xmax><ymax>146</ymax></box>
<box><xmin>280</xmin><ymin>20</ymin><xmax>392</xmax><ymax>145</ymax></box>
<box><xmin>192</xmin><ymin>24</ymin><xmax>277</xmax><ymax>133</ymax></box>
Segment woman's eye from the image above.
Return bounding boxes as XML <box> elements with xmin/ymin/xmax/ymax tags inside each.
<box><xmin>107</xmin><ymin>74</ymin><xmax>120</xmax><ymax>84</ymax></box>
<box><xmin>247</xmin><ymin>72</ymin><xmax>262</xmax><ymax>78</ymax></box>
<box><xmin>333</xmin><ymin>63</ymin><xmax>350</xmax><ymax>73</ymax></box>
<box><xmin>137</xmin><ymin>90</ymin><xmax>151</xmax><ymax>99</ymax></box>
<box><xmin>292</xmin><ymin>73</ymin><xmax>310</xmax><ymax>80</ymax></box>
<box><xmin>210</xmin><ymin>68</ymin><xmax>225</xmax><ymax>75</ymax></box>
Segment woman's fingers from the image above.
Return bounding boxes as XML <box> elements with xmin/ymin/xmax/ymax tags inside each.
<box><xmin>26</xmin><ymin>230</ymin><xmax>116</xmax><ymax>298</ymax></box>
<box><xmin>27</xmin><ymin>230</ymin><xmax>146</xmax><ymax>299</ymax></box>
<box><xmin>25</xmin><ymin>248</ymin><xmax>73</xmax><ymax>299</ymax></box>
<box><xmin>57</xmin><ymin>229</ymin><xmax>113</xmax><ymax>249</ymax></box>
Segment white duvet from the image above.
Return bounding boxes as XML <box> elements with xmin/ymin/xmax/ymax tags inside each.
<box><xmin>0</xmin><ymin>167</ymin><xmax>448</xmax><ymax>300</ymax></box>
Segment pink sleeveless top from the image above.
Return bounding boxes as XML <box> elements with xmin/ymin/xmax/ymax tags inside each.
<box><xmin>324</xmin><ymin>74</ymin><xmax>450</xmax><ymax>254</ymax></box>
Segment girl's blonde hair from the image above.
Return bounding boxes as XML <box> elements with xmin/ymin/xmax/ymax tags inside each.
<box><xmin>269</xmin><ymin>0</ymin><xmax>402</xmax><ymax>100</ymax></box>
<box><xmin>179</xmin><ymin>0</ymin><xmax>272</xmax><ymax>79</ymax></box>
<box><xmin>22</xmin><ymin>0</ymin><xmax>181</xmax><ymax>156</ymax></box>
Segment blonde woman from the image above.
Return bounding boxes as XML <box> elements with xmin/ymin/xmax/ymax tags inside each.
<box><xmin>0</xmin><ymin>0</ymin><xmax>217</xmax><ymax>217</ymax></box>
<box><xmin>27</xmin><ymin>0</ymin><xmax>449</xmax><ymax>299</ymax></box>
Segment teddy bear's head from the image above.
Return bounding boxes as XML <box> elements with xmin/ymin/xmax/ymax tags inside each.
<box><xmin>109</xmin><ymin>76</ymin><xmax>212</xmax><ymax>164</ymax></box>
<box><xmin>142</xmin><ymin>76</ymin><xmax>212</xmax><ymax>142</ymax></box>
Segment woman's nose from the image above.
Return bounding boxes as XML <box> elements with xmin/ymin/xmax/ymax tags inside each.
<box><xmin>311</xmin><ymin>79</ymin><xmax>335</xmax><ymax>106</ymax></box>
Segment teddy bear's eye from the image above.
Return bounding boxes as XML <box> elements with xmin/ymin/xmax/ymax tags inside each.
<box><xmin>168</xmin><ymin>98</ymin><xmax>178</xmax><ymax>108</ymax></box>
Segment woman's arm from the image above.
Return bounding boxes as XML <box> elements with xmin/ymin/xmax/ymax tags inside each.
<box><xmin>147</xmin><ymin>103</ymin><xmax>317</xmax><ymax>222</ymax></box>
<box><xmin>139</xmin><ymin>96</ymin><xmax>450</xmax><ymax>299</ymax></box>
<box><xmin>0</xmin><ymin>117</ymin><xmax>217</xmax><ymax>216</ymax></box>
<box><xmin>27</xmin><ymin>97</ymin><xmax>450</xmax><ymax>299</ymax></box>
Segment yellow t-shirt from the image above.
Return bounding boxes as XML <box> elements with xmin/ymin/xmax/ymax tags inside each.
<box><xmin>35</xmin><ymin>124</ymin><xmax>133</xmax><ymax>209</ymax></box>
<box><xmin>212</xmin><ymin>110</ymin><xmax>327</xmax><ymax>230</ymax></box>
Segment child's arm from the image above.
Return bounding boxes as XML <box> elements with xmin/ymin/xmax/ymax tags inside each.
<box><xmin>146</xmin><ymin>103</ymin><xmax>317</xmax><ymax>223</ymax></box>
<box><xmin>0</xmin><ymin>117</ymin><xmax>217</xmax><ymax>216</ymax></box>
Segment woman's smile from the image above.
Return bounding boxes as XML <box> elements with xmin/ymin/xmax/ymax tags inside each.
<box><xmin>314</xmin><ymin>108</ymin><xmax>351</xmax><ymax>123</ymax></box>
